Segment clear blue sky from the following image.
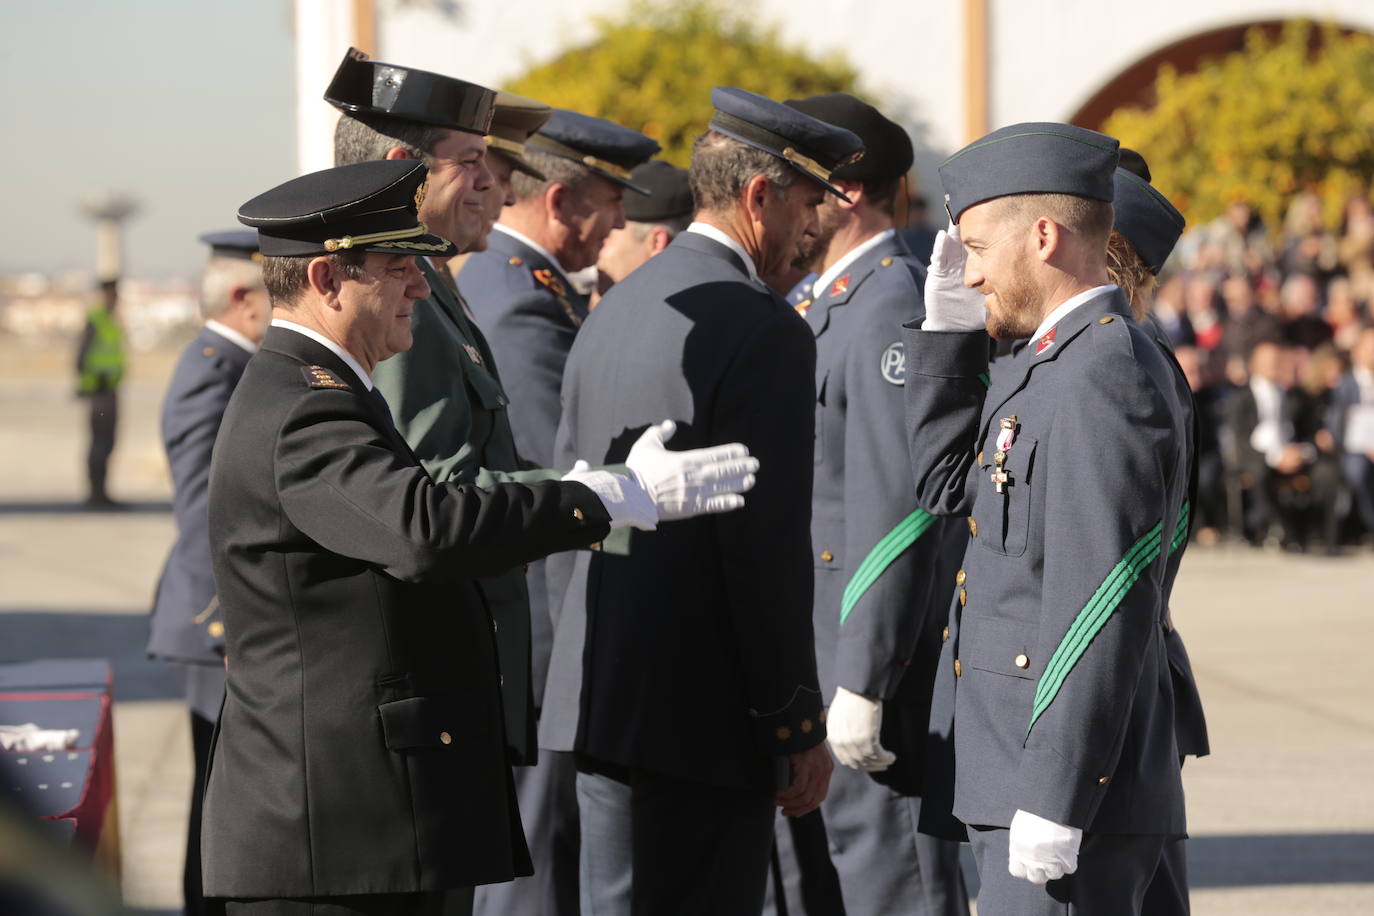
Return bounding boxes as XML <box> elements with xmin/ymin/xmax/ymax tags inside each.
<box><xmin>4</xmin><ymin>0</ymin><xmax>295</xmax><ymax>279</ymax></box>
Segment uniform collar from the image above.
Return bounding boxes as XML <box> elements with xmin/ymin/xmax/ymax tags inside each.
<box><xmin>1029</xmin><ymin>284</ymin><xmax>1118</xmax><ymax>345</ymax></box>
<box><xmin>811</xmin><ymin>228</ymin><xmax>895</xmax><ymax>305</ymax></box>
<box><xmin>492</xmin><ymin>223</ymin><xmax>574</xmax><ymax>287</ymax></box>
<box><xmin>204</xmin><ymin>319</ymin><xmax>258</xmax><ymax>354</ymax></box>
<box><xmin>686</xmin><ymin>221</ymin><xmax>759</xmax><ymax>283</ymax></box>
<box><xmin>270</xmin><ymin>318</ymin><xmax>373</xmax><ymax>390</ymax></box>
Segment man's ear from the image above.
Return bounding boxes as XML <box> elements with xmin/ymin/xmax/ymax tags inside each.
<box><xmin>306</xmin><ymin>257</ymin><xmax>344</xmax><ymax>307</ymax></box>
<box><xmin>227</xmin><ymin>284</ymin><xmax>251</xmax><ymax>307</ymax></box>
<box><xmin>1033</xmin><ymin>217</ymin><xmax>1062</xmax><ymax>263</ymax></box>
<box><xmin>648</xmin><ymin>227</ymin><xmax>673</xmax><ymax>256</ymax></box>
<box><xmin>384</xmin><ymin>146</ymin><xmax>417</xmax><ymax>161</ymax></box>
<box><xmin>742</xmin><ymin>174</ymin><xmax>771</xmax><ymax>224</ymax></box>
<box><xmin>834</xmin><ymin>180</ymin><xmax>863</xmax><ymax>211</ymax></box>
<box><xmin>546</xmin><ymin>182</ymin><xmax>570</xmax><ymax>225</ymax></box>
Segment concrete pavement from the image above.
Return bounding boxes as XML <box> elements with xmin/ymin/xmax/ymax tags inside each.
<box><xmin>1</xmin><ymin>336</ymin><xmax>1371</xmax><ymax>914</ymax></box>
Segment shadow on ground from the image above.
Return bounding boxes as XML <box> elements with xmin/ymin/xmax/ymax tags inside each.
<box><xmin>0</xmin><ymin>613</ymin><xmax>179</xmax><ymax>701</ymax></box>
<box><xmin>0</xmin><ymin>500</ymin><xmax>171</xmax><ymax>515</ymax></box>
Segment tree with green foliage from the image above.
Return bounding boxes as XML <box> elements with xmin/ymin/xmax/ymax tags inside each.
<box><xmin>507</xmin><ymin>0</ymin><xmax>864</xmax><ymax>165</ymax></box>
<box><xmin>1104</xmin><ymin>20</ymin><xmax>1374</xmax><ymax>234</ymax></box>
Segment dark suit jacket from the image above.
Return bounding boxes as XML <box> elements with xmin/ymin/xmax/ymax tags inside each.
<box><xmin>903</xmin><ymin>290</ymin><xmax>1190</xmax><ymax>834</ymax></box>
<box><xmin>544</xmin><ymin>230</ymin><xmax>825</xmax><ymax>793</ymax></box>
<box><xmin>201</xmin><ymin>326</ymin><xmax>609</xmax><ymax>897</ymax></box>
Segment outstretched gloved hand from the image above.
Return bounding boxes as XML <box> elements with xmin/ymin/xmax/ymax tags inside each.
<box><xmin>921</xmin><ymin>220</ymin><xmax>988</xmax><ymax>332</ymax></box>
<box><xmin>625</xmin><ymin>420</ymin><xmax>759</xmax><ymax>521</ymax></box>
<box><xmin>825</xmin><ymin>686</ymin><xmax>896</xmax><ymax>772</ymax></box>
<box><xmin>561</xmin><ymin>461</ymin><xmax>659</xmax><ymax>531</ymax></box>
<box><xmin>1008</xmin><ymin>808</ymin><xmax>1082</xmax><ymax>885</ymax></box>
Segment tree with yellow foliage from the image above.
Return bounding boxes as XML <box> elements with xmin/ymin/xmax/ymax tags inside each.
<box><xmin>1104</xmin><ymin>20</ymin><xmax>1374</xmax><ymax>235</ymax></box>
<box><xmin>507</xmin><ymin>0</ymin><xmax>864</xmax><ymax>165</ymax></box>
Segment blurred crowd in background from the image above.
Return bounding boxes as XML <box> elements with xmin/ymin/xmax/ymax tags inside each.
<box><xmin>1145</xmin><ymin>190</ymin><xmax>1374</xmax><ymax>553</ymax></box>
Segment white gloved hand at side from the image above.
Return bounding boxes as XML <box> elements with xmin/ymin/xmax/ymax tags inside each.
<box><xmin>624</xmin><ymin>420</ymin><xmax>759</xmax><ymax>521</ymax></box>
<box><xmin>561</xmin><ymin>461</ymin><xmax>659</xmax><ymax>531</ymax></box>
<box><xmin>825</xmin><ymin>686</ymin><xmax>896</xmax><ymax>772</ymax></box>
<box><xmin>921</xmin><ymin>220</ymin><xmax>988</xmax><ymax>332</ymax></box>
<box><xmin>1007</xmin><ymin>808</ymin><xmax>1083</xmax><ymax>885</ymax></box>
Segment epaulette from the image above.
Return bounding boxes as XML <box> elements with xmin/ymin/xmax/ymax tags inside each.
<box><xmin>301</xmin><ymin>365</ymin><xmax>350</xmax><ymax>389</ymax></box>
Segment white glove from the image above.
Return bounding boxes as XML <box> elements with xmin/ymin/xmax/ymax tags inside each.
<box><xmin>624</xmin><ymin>420</ymin><xmax>759</xmax><ymax>521</ymax></box>
<box><xmin>561</xmin><ymin>460</ymin><xmax>659</xmax><ymax>531</ymax></box>
<box><xmin>921</xmin><ymin>221</ymin><xmax>988</xmax><ymax>331</ymax></box>
<box><xmin>1008</xmin><ymin>808</ymin><xmax>1082</xmax><ymax>885</ymax></box>
<box><xmin>825</xmin><ymin>686</ymin><xmax>896</xmax><ymax>772</ymax></box>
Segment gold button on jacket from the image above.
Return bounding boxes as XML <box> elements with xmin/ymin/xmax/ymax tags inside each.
<box><xmin>954</xmin><ymin>659</ymin><xmax>962</xmax><ymax>677</ymax></box>
<box><xmin>439</xmin><ymin>731</ymin><xmax>453</xmax><ymax>745</ymax></box>
<box><xmin>820</xmin><ymin>550</ymin><xmax>834</xmax><ymax>563</ymax></box>
<box><xmin>955</xmin><ymin>569</ymin><xmax>966</xmax><ymax>586</ymax></box>
<box><xmin>1014</xmin><ymin>653</ymin><xmax>1030</xmax><ymax>669</ymax></box>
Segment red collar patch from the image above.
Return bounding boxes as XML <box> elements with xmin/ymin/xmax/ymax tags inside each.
<box><xmin>1034</xmin><ymin>326</ymin><xmax>1057</xmax><ymax>356</ymax></box>
<box><xmin>829</xmin><ymin>274</ymin><xmax>851</xmax><ymax>297</ymax></box>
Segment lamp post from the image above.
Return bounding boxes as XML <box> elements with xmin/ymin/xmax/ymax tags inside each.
<box><xmin>80</xmin><ymin>193</ymin><xmax>139</xmax><ymax>282</ymax></box>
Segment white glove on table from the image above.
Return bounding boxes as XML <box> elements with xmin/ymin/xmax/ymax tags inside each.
<box><xmin>624</xmin><ymin>420</ymin><xmax>758</xmax><ymax>521</ymax></box>
<box><xmin>1008</xmin><ymin>808</ymin><xmax>1082</xmax><ymax>885</ymax></box>
<box><xmin>561</xmin><ymin>461</ymin><xmax>659</xmax><ymax>531</ymax></box>
<box><xmin>825</xmin><ymin>686</ymin><xmax>896</xmax><ymax>772</ymax></box>
<box><xmin>921</xmin><ymin>221</ymin><xmax>988</xmax><ymax>332</ymax></box>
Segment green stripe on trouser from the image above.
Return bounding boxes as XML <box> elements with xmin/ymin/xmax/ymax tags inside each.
<box><xmin>1026</xmin><ymin>522</ymin><xmax>1163</xmax><ymax>738</ymax></box>
<box><xmin>1169</xmin><ymin>500</ymin><xmax>1191</xmax><ymax>553</ymax></box>
<box><xmin>839</xmin><ymin>509</ymin><xmax>938</xmax><ymax>625</ymax></box>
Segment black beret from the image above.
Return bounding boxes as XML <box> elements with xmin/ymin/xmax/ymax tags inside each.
<box><xmin>238</xmin><ymin>160</ymin><xmax>454</xmax><ymax>258</ymax></box>
<box><xmin>1113</xmin><ymin>166</ymin><xmax>1186</xmax><ymax>275</ymax></box>
<box><xmin>939</xmin><ymin>122</ymin><xmax>1120</xmax><ymax>223</ymax></box>
<box><xmin>623</xmin><ymin>161</ymin><xmax>694</xmax><ymax>222</ymax></box>
<box><xmin>784</xmin><ymin>93</ymin><xmax>913</xmax><ymax>182</ymax></box>
<box><xmin>324</xmin><ymin>47</ymin><xmax>494</xmax><ymax>135</ymax></box>
<box><xmin>526</xmin><ymin>110</ymin><xmax>661</xmax><ymax>194</ymax></box>
<box><xmin>198</xmin><ymin>230</ymin><xmax>261</xmax><ymax>262</ymax></box>
<box><xmin>708</xmin><ymin>87</ymin><xmax>864</xmax><ymax>200</ymax></box>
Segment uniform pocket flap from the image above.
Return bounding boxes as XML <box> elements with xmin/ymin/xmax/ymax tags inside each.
<box><xmin>378</xmin><ymin>695</ymin><xmax>472</xmax><ymax>751</ymax></box>
<box><xmin>963</xmin><ymin>615</ymin><xmax>1040</xmax><ymax>680</ymax></box>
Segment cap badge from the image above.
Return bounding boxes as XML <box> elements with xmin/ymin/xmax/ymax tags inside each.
<box><xmin>1034</xmin><ymin>326</ymin><xmax>1057</xmax><ymax>356</ymax></box>
<box><xmin>414</xmin><ymin>177</ymin><xmax>428</xmax><ymax>212</ymax></box>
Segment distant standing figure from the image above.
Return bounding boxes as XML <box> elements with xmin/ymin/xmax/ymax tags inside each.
<box><xmin>75</xmin><ymin>279</ymin><xmax>124</xmax><ymax>506</ymax></box>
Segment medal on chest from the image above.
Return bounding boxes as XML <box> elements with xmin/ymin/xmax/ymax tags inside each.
<box><xmin>991</xmin><ymin>415</ymin><xmax>1017</xmax><ymax>494</ymax></box>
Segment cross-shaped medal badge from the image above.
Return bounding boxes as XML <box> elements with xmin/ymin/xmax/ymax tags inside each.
<box><xmin>991</xmin><ymin>415</ymin><xmax>1018</xmax><ymax>495</ymax></box>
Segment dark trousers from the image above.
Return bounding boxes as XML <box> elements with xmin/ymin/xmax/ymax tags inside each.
<box><xmin>223</xmin><ymin>893</ymin><xmax>445</xmax><ymax>915</ymax></box>
<box><xmin>969</xmin><ymin>827</ymin><xmax>1166</xmax><ymax>916</ymax></box>
<box><xmin>186</xmin><ymin>711</ymin><xmax>216</xmax><ymax>916</ymax></box>
<box><xmin>85</xmin><ymin>389</ymin><xmax>117</xmax><ymax>501</ymax></box>
<box><xmin>1140</xmin><ymin>838</ymin><xmax>1190</xmax><ymax>916</ymax></box>
<box><xmin>631</xmin><ymin>768</ymin><xmax>775</xmax><ymax>916</ymax></box>
<box><xmin>472</xmin><ymin>749</ymin><xmax>580</xmax><ymax>916</ymax></box>
<box><xmin>765</xmin><ymin>809</ymin><xmax>845</xmax><ymax>916</ymax></box>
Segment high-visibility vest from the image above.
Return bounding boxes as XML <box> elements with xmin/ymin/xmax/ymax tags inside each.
<box><xmin>78</xmin><ymin>307</ymin><xmax>125</xmax><ymax>393</ymax></box>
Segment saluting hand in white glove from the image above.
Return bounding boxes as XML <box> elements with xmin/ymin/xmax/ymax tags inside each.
<box><xmin>625</xmin><ymin>420</ymin><xmax>758</xmax><ymax>521</ymax></box>
<box><xmin>922</xmin><ymin>220</ymin><xmax>988</xmax><ymax>332</ymax></box>
<box><xmin>1007</xmin><ymin>808</ymin><xmax>1082</xmax><ymax>885</ymax></box>
<box><xmin>825</xmin><ymin>686</ymin><xmax>896</xmax><ymax>772</ymax></box>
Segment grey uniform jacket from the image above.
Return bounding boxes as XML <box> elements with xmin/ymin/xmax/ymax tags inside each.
<box><xmin>543</xmin><ymin>231</ymin><xmax>826</xmax><ymax>792</ymax></box>
<box><xmin>148</xmin><ymin>325</ymin><xmax>248</xmax><ymax>711</ymax></box>
<box><xmin>806</xmin><ymin>234</ymin><xmax>967</xmax><ymax>797</ymax></box>
<box><xmin>457</xmin><ymin>229</ymin><xmax>590</xmax><ymax>470</ymax></box>
<box><xmin>903</xmin><ymin>288</ymin><xmax>1190</xmax><ymax>835</ymax></box>
<box><xmin>200</xmin><ymin>327</ymin><xmax>610</xmax><ymax>897</ymax></box>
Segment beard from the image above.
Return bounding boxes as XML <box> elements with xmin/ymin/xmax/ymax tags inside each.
<box><xmin>984</xmin><ymin>259</ymin><xmax>1044</xmax><ymax>341</ymax></box>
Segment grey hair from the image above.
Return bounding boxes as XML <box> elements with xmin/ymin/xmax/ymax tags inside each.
<box><xmin>333</xmin><ymin>112</ymin><xmax>445</xmax><ymax>166</ymax></box>
<box><xmin>509</xmin><ymin>149</ymin><xmax>595</xmax><ymax>201</ymax></box>
<box><xmin>689</xmin><ymin>130</ymin><xmax>795</xmax><ymax>213</ymax></box>
<box><xmin>260</xmin><ymin>251</ymin><xmax>367</xmax><ymax>309</ymax></box>
<box><xmin>200</xmin><ymin>256</ymin><xmax>265</xmax><ymax>320</ymax></box>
